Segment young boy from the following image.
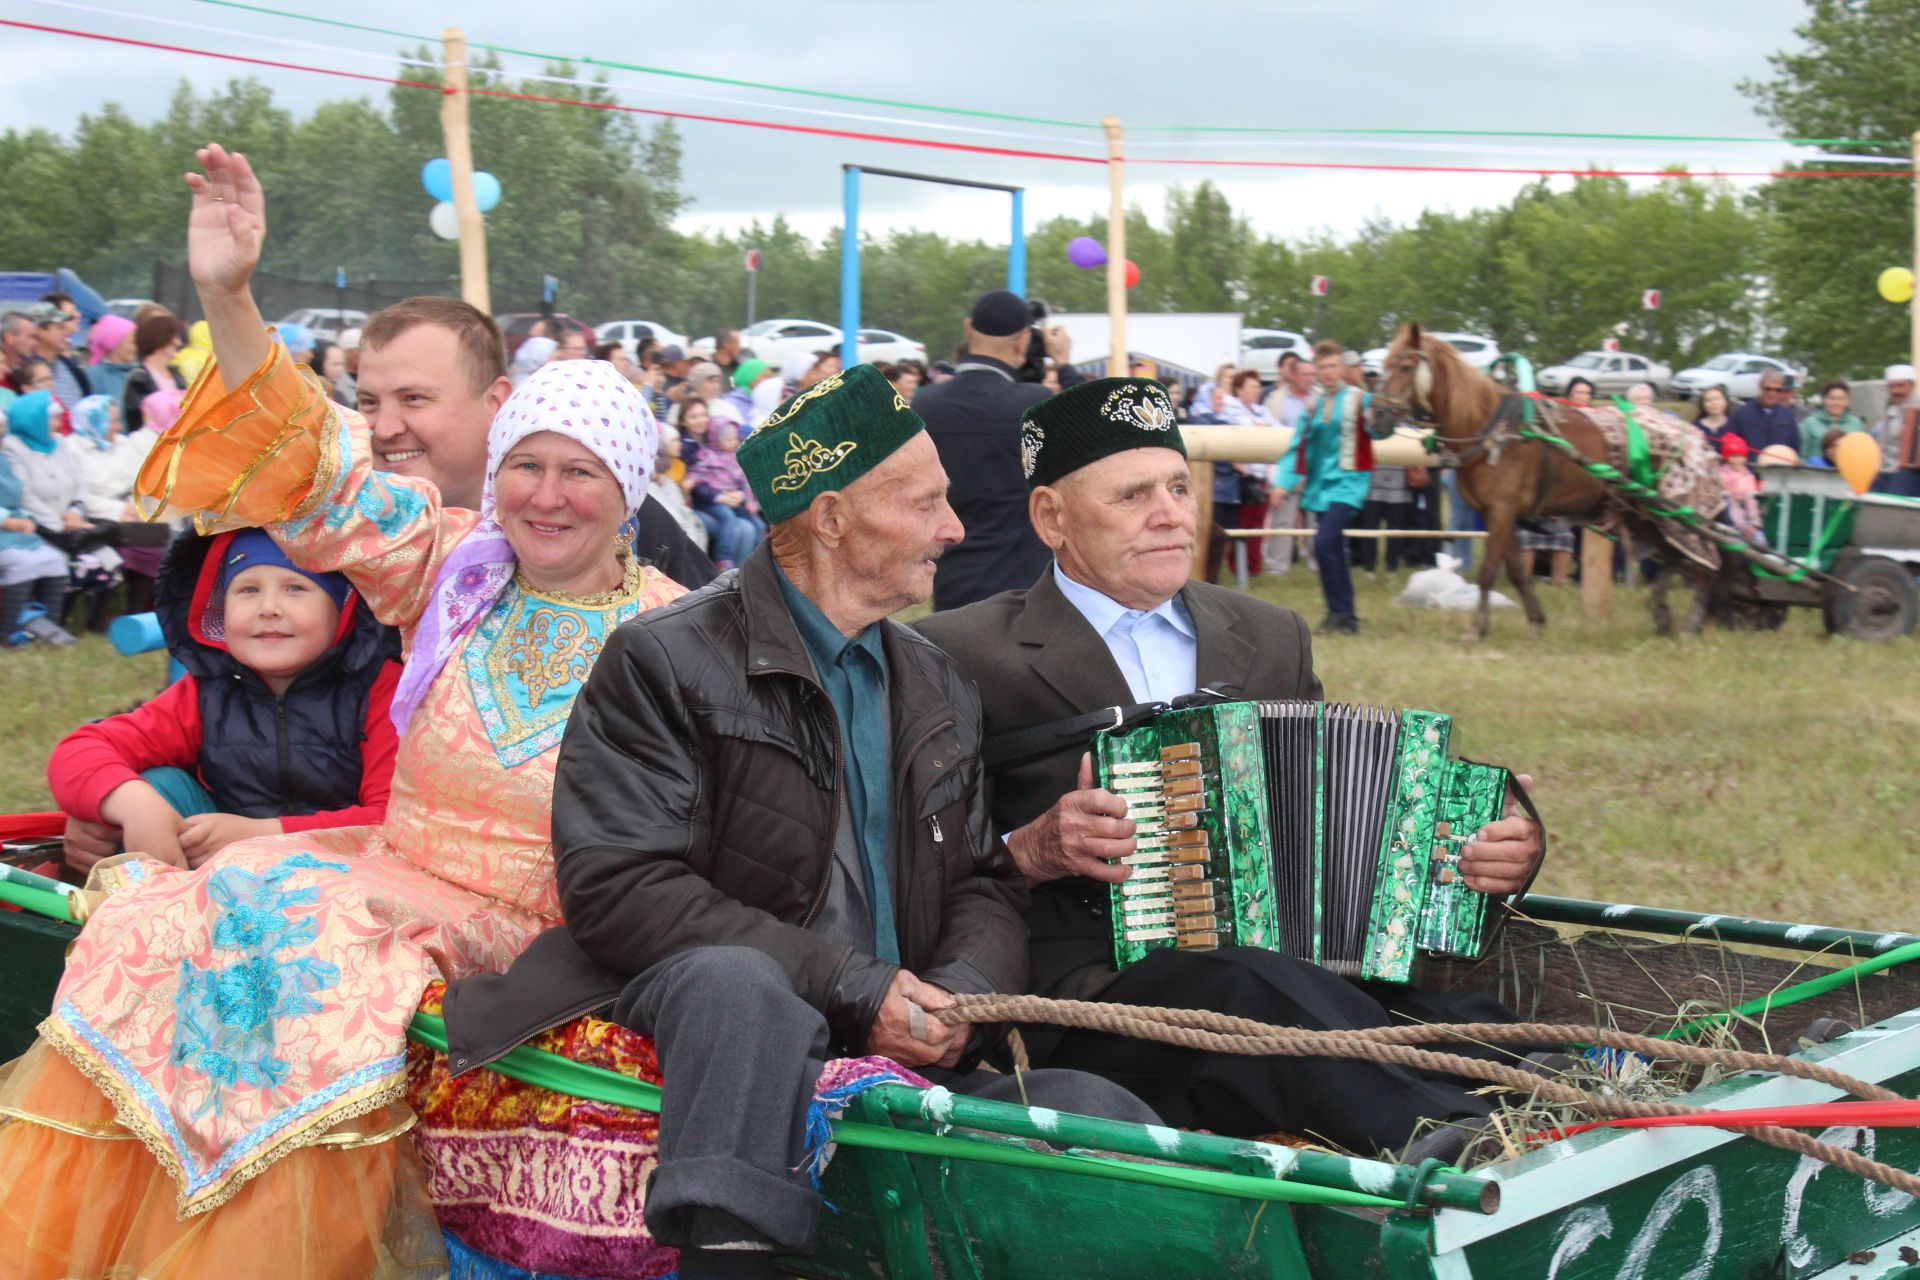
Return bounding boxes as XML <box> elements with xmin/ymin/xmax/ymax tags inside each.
<box><xmin>50</xmin><ymin>528</ymin><xmax>402</xmax><ymax>873</ymax></box>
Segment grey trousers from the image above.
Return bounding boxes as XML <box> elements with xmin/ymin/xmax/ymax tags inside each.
<box><xmin>613</xmin><ymin>945</ymin><xmax>1160</xmax><ymax>1254</ymax></box>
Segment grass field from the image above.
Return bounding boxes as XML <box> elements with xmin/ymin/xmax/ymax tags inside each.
<box><xmin>4</xmin><ymin>569</ymin><xmax>1916</xmax><ymax>931</ymax></box>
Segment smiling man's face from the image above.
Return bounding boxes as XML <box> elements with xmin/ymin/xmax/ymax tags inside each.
<box><xmin>355</xmin><ymin>323</ymin><xmax>508</xmax><ymax>510</ymax></box>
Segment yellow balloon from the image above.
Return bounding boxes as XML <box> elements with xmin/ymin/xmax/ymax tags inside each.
<box><xmin>1879</xmin><ymin>266</ymin><xmax>1915</xmax><ymax>304</ymax></box>
<box><xmin>1834</xmin><ymin>431</ymin><xmax>1882</xmax><ymax>494</ymax></box>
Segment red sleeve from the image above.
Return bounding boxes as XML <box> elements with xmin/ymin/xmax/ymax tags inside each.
<box><xmin>47</xmin><ymin>677</ymin><xmax>204</xmax><ymax>823</ymax></box>
<box><xmin>278</xmin><ymin>660</ymin><xmax>401</xmax><ymax>833</ymax></box>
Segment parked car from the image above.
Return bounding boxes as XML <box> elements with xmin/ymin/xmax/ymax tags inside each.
<box><xmin>1536</xmin><ymin>350</ymin><xmax>1673</xmax><ymax>398</ymax></box>
<box><xmin>102</xmin><ymin>298</ymin><xmax>156</xmax><ymax>321</ymax></box>
<box><xmin>495</xmin><ymin>312</ymin><xmax>594</xmax><ymax>357</ymax></box>
<box><xmin>739</xmin><ymin>318</ymin><xmax>843</xmax><ymax>365</ymax></box>
<box><xmin>275</xmin><ymin>307</ymin><xmax>369</xmax><ymax>345</ymax></box>
<box><xmin>595</xmin><ymin>319</ymin><xmax>688</xmax><ymax>358</ymax></box>
<box><xmin>856</xmin><ymin>329</ymin><xmax>927</xmax><ymax>365</ymax></box>
<box><xmin>1240</xmin><ymin>328</ymin><xmax>1313</xmax><ymax>381</ymax></box>
<box><xmin>1360</xmin><ymin>332</ymin><xmax>1502</xmax><ymax>377</ymax></box>
<box><xmin>1669</xmin><ymin>353</ymin><xmax>1804</xmax><ymax>402</ymax></box>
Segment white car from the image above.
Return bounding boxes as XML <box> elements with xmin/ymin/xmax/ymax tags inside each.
<box><xmin>1361</xmin><ymin>333</ymin><xmax>1501</xmax><ymax>377</ymax></box>
<box><xmin>595</xmin><ymin>319</ymin><xmax>688</xmax><ymax>357</ymax></box>
<box><xmin>1240</xmin><ymin>328</ymin><xmax>1313</xmax><ymax>381</ymax></box>
<box><xmin>1669</xmin><ymin>353</ymin><xmax>1803</xmax><ymax>402</ymax></box>
<box><xmin>274</xmin><ymin>307</ymin><xmax>368</xmax><ymax>344</ymax></box>
<box><xmin>738</xmin><ymin>318</ymin><xmax>844</xmax><ymax>364</ymax></box>
<box><xmin>1537</xmin><ymin>351</ymin><xmax>1673</xmax><ymax>398</ymax></box>
<box><xmin>855</xmin><ymin>328</ymin><xmax>927</xmax><ymax>365</ymax></box>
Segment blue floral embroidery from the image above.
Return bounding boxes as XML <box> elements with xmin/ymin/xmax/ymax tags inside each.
<box><xmin>171</xmin><ymin>855</ymin><xmax>343</xmax><ymax>1118</ymax></box>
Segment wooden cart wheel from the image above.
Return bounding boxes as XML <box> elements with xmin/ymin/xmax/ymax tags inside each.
<box><xmin>1825</xmin><ymin>556</ymin><xmax>1919</xmax><ymax>640</ymax></box>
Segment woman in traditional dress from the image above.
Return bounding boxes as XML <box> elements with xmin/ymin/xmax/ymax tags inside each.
<box><xmin>0</xmin><ymin>144</ymin><xmax>686</xmax><ymax>1279</ymax></box>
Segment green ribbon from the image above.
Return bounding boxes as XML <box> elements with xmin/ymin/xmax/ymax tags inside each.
<box><xmin>1610</xmin><ymin>396</ymin><xmax>1658</xmax><ymax>492</ymax></box>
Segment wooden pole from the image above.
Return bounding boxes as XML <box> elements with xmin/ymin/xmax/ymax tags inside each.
<box><xmin>442</xmin><ymin>28</ymin><xmax>490</xmax><ymax>313</ymax></box>
<box><xmin>1911</xmin><ymin>129</ymin><xmax>1919</xmax><ymax>373</ymax></box>
<box><xmin>1103</xmin><ymin>116</ymin><xmax>1127</xmax><ymax>377</ymax></box>
<box><xmin>1579</xmin><ymin>527</ymin><xmax>1613</xmax><ymax>620</ymax></box>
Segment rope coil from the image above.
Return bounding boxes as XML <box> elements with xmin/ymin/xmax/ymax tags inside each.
<box><xmin>937</xmin><ymin>992</ymin><xmax>1920</xmax><ymax>1199</ymax></box>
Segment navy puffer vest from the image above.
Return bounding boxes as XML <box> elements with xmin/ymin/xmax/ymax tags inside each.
<box><xmin>155</xmin><ymin>533</ymin><xmax>402</xmax><ymax>819</ymax></box>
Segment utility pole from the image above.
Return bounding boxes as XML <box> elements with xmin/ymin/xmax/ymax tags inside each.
<box><xmin>1104</xmin><ymin>116</ymin><xmax>1127</xmax><ymax>376</ymax></box>
<box><xmin>441</xmin><ymin>28</ymin><xmax>490</xmax><ymax>313</ymax></box>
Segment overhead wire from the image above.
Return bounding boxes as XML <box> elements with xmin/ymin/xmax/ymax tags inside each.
<box><xmin>3</xmin><ymin>13</ymin><xmax>1912</xmax><ymax>179</ymax></box>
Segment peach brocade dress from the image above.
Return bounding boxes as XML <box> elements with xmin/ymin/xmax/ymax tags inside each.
<box><xmin>0</xmin><ymin>346</ymin><xmax>685</xmax><ymax>1278</ymax></box>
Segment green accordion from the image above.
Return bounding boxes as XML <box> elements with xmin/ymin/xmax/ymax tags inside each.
<box><xmin>1095</xmin><ymin>700</ymin><xmax>1513</xmax><ymax>984</ymax></box>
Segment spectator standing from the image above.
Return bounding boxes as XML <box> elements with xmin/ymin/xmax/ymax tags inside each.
<box><xmin>29</xmin><ymin>302</ymin><xmax>90</xmax><ymax>409</ymax></box>
<box><xmin>1800</xmin><ymin>379</ymin><xmax>1865</xmax><ymax>461</ymax></box>
<box><xmin>1871</xmin><ymin>363</ymin><xmax>1920</xmax><ymax>496</ymax></box>
<box><xmin>1693</xmin><ymin>384</ymin><xmax>1734</xmax><ymax>451</ymax></box>
<box><xmin>1518</xmin><ymin>376</ymin><xmax>1587</xmax><ymax>583</ymax></box>
<box><xmin>0</xmin><ymin>312</ymin><xmax>34</xmax><ymax>387</ymax></box>
<box><xmin>310</xmin><ymin>340</ymin><xmax>351</xmax><ymax>406</ymax></box>
<box><xmin>1218</xmin><ymin>369</ymin><xmax>1278</xmax><ymax>574</ymax></box>
<box><xmin>552</xmin><ymin>327</ymin><xmax>590</xmax><ymax>362</ymax></box>
<box><xmin>912</xmin><ymin>289</ymin><xmax>1054</xmax><ymax>610</ymax></box>
<box><xmin>1727</xmin><ymin>370</ymin><xmax>1799</xmax><ymax>456</ymax></box>
<box><xmin>1191</xmin><ymin>382</ymin><xmax>1240</xmax><ymax>584</ymax></box>
<box><xmin>1261</xmin><ymin>354</ymin><xmax>1317</xmax><ymax>573</ymax></box>
<box><xmin>593</xmin><ymin>339</ymin><xmax>636</xmax><ymax>381</ymax></box>
<box><xmin>654</xmin><ymin>343</ymin><xmax>691</xmax><ymax>403</ymax></box>
<box><xmin>86</xmin><ymin>315</ymin><xmax>138</xmax><ymax>409</ymax></box>
<box><xmin>119</xmin><ymin>314</ymin><xmax>186</xmax><ymax>431</ymax></box>
<box><xmin>711</xmin><ymin>327</ymin><xmax>742</xmax><ymax>378</ymax></box>
<box><xmin>1352</xmin><ymin>462</ymin><xmax>1416</xmax><ymax>572</ymax></box>
<box><xmin>1277</xmin><ymin>341</ymin><xmax>1373</xmax><ymax>633</ymax></box>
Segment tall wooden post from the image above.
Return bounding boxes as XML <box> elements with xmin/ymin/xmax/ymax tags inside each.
<box><xmin>1911</xmin><ymin>129</ymin><xmax>1919</xmax><ymax>372</ymax></box>
<box><xmin>1579</xmin><ymin>528</ymin><xmax>1613</xmax><ymax>619</ymax></box>
<box><xmin>1103</xmin><ymin>116</ymin><xmax>1127</xmax><ymax>376</ymax></box>
<box><xmin>442</xmin><ymin>28</ymin><xmax>490</xmax><ymax>313</ymax></box>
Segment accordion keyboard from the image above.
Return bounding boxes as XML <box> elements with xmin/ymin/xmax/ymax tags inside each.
<box><xmin>1108</xmin><ymin>743</ymin><xmax>1226</xmax><ymax>949</ymax></box>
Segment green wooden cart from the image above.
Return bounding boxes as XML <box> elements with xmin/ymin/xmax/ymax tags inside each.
<box><xmin>2</xmin><ymin>854</ymin><xmax>1919</xmax><ymax>1278</ymax></box>
<box><xmin>1718</xmin><ymin>465</ymin><xmax>1920</xmax><ymax>639</ymax></box>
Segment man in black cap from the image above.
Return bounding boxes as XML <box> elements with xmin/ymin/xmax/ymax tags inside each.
<box><xmin>913</xmin><ymin>290</ymin><xmax>1072</xmax><ymax>611</ymax></box>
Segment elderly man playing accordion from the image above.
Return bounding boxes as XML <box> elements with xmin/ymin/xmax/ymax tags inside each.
<box><xmin>917</xmin><ymin>376</ymin><xmax>1546</xmax><ymax>1163</ymax></box>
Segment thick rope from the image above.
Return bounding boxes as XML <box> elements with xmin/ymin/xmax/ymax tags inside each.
<box><xmin>938</xmin><ymin>993</ymin><xmax>1920</xmax><ymax>1198</ymax></box>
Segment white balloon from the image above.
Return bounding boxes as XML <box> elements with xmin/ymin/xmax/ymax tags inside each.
<box><xmin>428</xmin><ymin>200</ymin><xmax>460</xmax><ymax>241</ymax></box>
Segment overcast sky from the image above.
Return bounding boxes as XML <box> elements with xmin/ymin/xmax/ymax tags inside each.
<box><xmin>0</xmin><ymin>0</ymin><xmax>1824</xmax><ymax>246</ymax></box>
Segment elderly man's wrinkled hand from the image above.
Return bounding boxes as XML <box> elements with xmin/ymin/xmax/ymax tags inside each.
<box><xmin>866</xmin><ymin>969</ymin><xmax>957</xmax><ymax>1069</ymax></box>
<box><xmin>1460</xmin><ymin>772</ymin><xmax>1541</xmax><ymax>896</ymax></box>
<box><xmin>1005</xmin><ymin>753</ymin><xmax>1135</xmax><ymax>887</ymax></box>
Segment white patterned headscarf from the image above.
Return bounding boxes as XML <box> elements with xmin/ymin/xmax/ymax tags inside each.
<box><xmin>390</xmin><ymin>359</ymin><xmax>658</xmax><ymax>733</ymax></box>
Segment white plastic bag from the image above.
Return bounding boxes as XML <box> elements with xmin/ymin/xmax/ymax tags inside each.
<box><xmin>1396</xmin><ymin>553</ymin><xmax>1515</xmax><ymax>610</ymax></box>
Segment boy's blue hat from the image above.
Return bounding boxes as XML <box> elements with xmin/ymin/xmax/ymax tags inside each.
<box><xmin>219</xmin><ymin>529</ymin><xmax>353</xmax><ymax>611</ymax></box>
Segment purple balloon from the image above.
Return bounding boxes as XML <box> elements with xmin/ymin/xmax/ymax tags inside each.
<box><xmin>1067</xmin><ymin>236</ymin><xmax>1108</xmax><ymax>269</ymax></box>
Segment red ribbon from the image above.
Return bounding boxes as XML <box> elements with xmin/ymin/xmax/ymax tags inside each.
<box><xmin>1537</xmin><ymin>1098</ymin><xmax>1920</xmax><ymax>1144</ymax></box>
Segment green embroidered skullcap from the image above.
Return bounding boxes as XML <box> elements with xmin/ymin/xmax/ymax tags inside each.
<box><xmin>738</xmin><ymin>362</ymin><xmax>926</xmax><ymax>524</ymax></box>
<box><xmin>1020</xmin><ymin>376</ymin><xmax>1185</xmax><ymax>490</ymax></box>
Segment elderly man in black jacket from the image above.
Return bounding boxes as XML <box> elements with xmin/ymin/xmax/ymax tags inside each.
<box><xmin>544</xmin><ymin>364</ymin><xmax>1152</xmax><ymax>1280</ymax></box>
<box><xmin>916</xmin><ymin>377</ymin><xmax>1545</xmax><ymax>1163</ymax></box>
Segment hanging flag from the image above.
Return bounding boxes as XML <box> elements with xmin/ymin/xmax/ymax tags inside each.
<box><xmin>1642</xmin><ymin>289</ymin><xmax>1662</xmax><ymax>310</ymax></box>
<box><xmin>744</xmin><ymin>250</ymin><xmax>762</xmax><ymax>273</ymax></box>
<box><xmin>1310</xmin><ymin>275</ymin><xmax>1331</xmax><ymax>297</ymax></box>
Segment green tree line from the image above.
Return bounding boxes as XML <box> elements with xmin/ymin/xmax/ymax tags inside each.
<box><xmin>0</xmin><ymin>3</ymin><xmax>1909</xmax><ymax>375</ymax></box>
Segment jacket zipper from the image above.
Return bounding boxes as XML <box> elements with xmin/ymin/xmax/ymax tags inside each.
<box><xmin>889</xmin><ymin>718</ymin><xmax>955</xmax><ymax>956</ymax></box>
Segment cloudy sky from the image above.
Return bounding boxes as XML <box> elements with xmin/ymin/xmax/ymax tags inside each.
<box><xmin>0</xmin><ymin>0</ymin><xmax>1831</xmax><ymax>246</ymax></box>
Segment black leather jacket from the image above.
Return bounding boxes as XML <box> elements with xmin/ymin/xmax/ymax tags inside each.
<box><xmin>441</xmin><ymin>543</ymin><xmax>1028</xmax><ymax>1071</ymax></box>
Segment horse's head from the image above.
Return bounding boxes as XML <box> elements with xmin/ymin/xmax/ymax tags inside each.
<box><xmin>1367</xmin><ymin>322</ymin><xmax>1438</xmax><ymax>439</ymax></box>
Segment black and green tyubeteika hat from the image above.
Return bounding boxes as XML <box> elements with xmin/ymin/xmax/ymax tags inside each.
<box><xmin>1019</xmin><ymin>376</ymin><xmax>1186</xmax><ymax>490</ymax></box>
<box><xmin>738</xmin><ymin>362</ymin><xmax>926</xmax><ymax>524</ymax></box>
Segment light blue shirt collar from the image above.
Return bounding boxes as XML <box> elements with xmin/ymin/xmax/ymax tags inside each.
<box><xmin>1051</xmin><ymin>561</ymin><xmax>1197</xmax><ymax>705</ymax></box>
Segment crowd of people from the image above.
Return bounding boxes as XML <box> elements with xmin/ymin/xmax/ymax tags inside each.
<box><xmin>0</xmin><ymin>145</ymin><xmax>1553</xmax><ymax>1280</ymax></box>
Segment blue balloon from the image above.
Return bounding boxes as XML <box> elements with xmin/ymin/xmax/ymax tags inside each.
<box><xmin>421</xmin><ymin>157</ymin><xmax>453</xmax><ymax>202</ymax></box>
<box><xmin>472</xmin><ymin>170</ymin><xmax>502</xmax><ymax>214</ymax></box>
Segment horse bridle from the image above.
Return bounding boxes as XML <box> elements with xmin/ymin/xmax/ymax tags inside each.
<box><xmin>1375</xmin><ymin>348</ymin><xmax>1534</xmax><ymax>469</ymax></box>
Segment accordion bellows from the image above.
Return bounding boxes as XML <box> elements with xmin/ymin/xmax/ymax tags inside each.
<box><xmin>1095</xmin><ymin>700</ymin><xmax>1512</xmax><ymax>984</ymax></box>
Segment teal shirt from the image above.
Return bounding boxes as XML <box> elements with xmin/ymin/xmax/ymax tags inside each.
<box><xmin>774</xmin><ymin>563</ymin><xmax>900</xmax><ymax>964</ymax></box>
<box><xmin>1800</xmin><ymin>410</ymin><xmax>1865</xmax><ymax>463</ymax></box>
<box><xmin>1275</xmin><ymin>387</ymin><xmax>1375</xmax><ymax>512</ymax></box>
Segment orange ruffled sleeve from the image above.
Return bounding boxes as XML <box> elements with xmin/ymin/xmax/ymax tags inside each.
<box><xmin>134</xmin><ymin>341</ymin><xmax>479</xmax><ymax>633</ymax></box>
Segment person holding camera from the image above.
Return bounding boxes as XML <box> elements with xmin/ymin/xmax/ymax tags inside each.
<box><xmin>915</xmin><ymin>289</ymin><xmax>1074</xmax><ymax>611</ymax></box>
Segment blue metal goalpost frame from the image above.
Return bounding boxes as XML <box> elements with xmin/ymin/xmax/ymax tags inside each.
<box><xmin>839</xmin><ymin>165</ymin><xmax>1026</xmax><ymax>371</ymax></box>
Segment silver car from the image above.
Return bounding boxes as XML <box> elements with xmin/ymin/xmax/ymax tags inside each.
<box><xmin>1669</xmin><ymin>353</ymin><xmax>1801</xmax><ymax>402</ymax></box>
<box><xmin>1536</xmin><ymin>350</ymin><xmax>1673</xmax><ymax>398</ymax></box>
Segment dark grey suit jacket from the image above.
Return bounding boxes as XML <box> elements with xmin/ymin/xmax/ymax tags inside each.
<box><xmin>915</xmin><ymin>566</ymin><xmax>1321</xmax><ymax>1001</ymax></box>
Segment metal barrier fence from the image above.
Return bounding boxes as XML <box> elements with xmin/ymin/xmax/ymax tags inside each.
<box><xmin>1218</xmin><ymin>528</ymin><xmax>1489</xmax><ymax>591</ymax></box>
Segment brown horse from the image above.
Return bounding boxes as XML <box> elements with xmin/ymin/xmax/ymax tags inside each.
<box><xmin>1368</xmin><ymin>323</ymin><xmax>1713</xmax><ymax>638</ymax></box>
